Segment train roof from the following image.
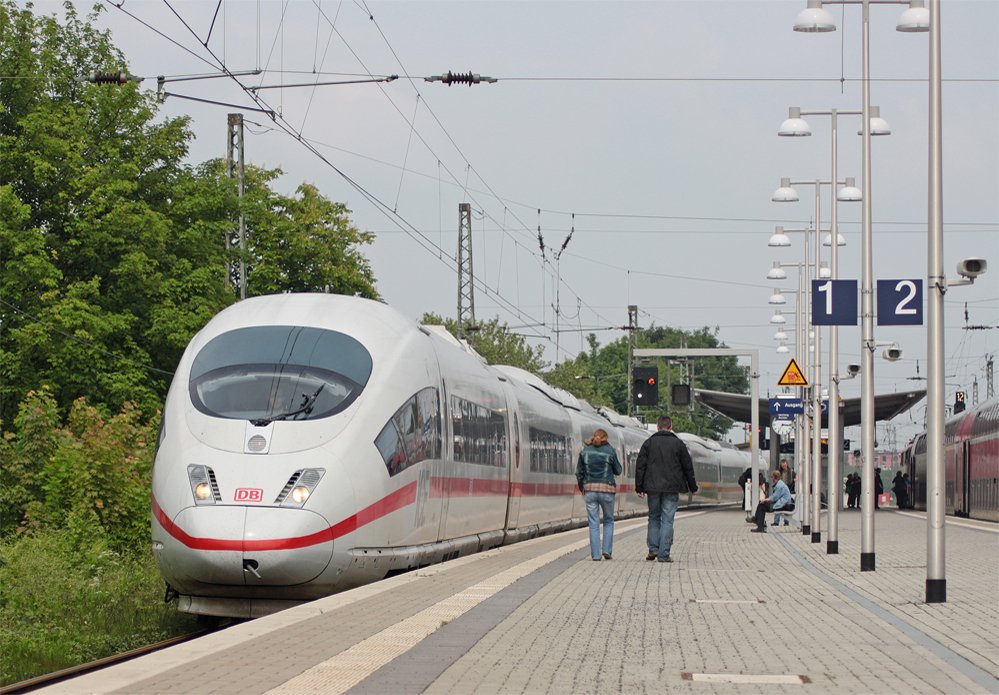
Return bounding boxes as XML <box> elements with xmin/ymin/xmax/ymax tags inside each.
<box><xmin>199</xmin><ymin>293</ymin><xmax>414</xmax><ymax>337</ymax></box>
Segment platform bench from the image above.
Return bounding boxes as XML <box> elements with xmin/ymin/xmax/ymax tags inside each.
<box><xmin>772</xmin><ymin>504</ymin><xmax>797</xmax><ymax>529</ymax></box>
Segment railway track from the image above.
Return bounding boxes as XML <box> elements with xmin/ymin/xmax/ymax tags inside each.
<box><xmin>0</xmin><ymin>626</ymin><xmax>226</xmax><ymax>694</ymax></box>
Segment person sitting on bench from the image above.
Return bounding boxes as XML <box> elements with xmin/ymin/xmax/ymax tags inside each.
<box><xmin>751</xmin><ymin>470</ymin><xmax>793</xmax><ymax>533</ymax></box>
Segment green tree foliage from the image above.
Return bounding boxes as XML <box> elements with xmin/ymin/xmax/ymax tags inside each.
<box><xmin>0</xmin><ymin>2</ymin><xmax>378</xmax><ymax>426</ymax></box>
<box><xmin>240</xmin><ymin>172</ymin><xmax>379</xmax><ymax>299</ymax></box>
<box><xmin>0</xmin><ymin>387</ymin><xmax>154</xmax><ymax>548</ymax></box>
<box><xmin>420</xmin><ymin>313</ymin><xmax>548</xmax><ymax>373</ymax></box>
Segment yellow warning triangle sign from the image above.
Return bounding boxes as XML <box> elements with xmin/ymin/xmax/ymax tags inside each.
<box><xmin>777</xmin><ymin>358</ymin><xmax>809</xmax><ymax>387</ymax></box>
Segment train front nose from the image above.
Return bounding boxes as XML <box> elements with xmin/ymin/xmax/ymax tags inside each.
<box><xmin>167</xmin><ymin>505</ymin><xmax>334</xmax><ymax>586</ymax></box>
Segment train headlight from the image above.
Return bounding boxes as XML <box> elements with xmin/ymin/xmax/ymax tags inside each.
<box><xmin>276</xmin><ymin>468</ymin><xmax>325</xmax><ymax>508</ymax></box>
<box><xmin>188</xmin><ymin>464</ymin><xmax>220</xmax><ymax>505</ymax></box>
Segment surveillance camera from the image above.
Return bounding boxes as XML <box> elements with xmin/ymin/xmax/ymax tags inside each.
<box><xmin>957</xmin><ymin>258</ymin><xmax>987</xmax><ymax>279</ymax></box>
<box><xmin>883</xmin><ymin>343</ymin><xmax>903</xmax><ymax>362</ymax></box>
<box><xmin>847</xmin><ymin>364</ymin><xmax>861</xmax><ymax>376</ymax></box>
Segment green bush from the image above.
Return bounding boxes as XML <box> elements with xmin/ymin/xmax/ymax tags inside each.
<box><xmin>1</xmin><ymin>388</ymin><xmax>155</xmax><ymax>550</ymax></box>
<box><xmin>0</xmin><ymin>528</ymin><xmax>198</xmax><ymax>685</ymax></box>
<box><xmin>0</xmin><ymin>389</ymin><xmax>194</xmax><ymax>686</ymax></box>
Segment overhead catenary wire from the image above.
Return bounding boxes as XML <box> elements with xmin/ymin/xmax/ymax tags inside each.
<box><xmin>94</xmin><ymin>2</ymin><xmax>995</xmax><ymax>374</ymax></box>
<box><xmin>326</xmin><ymin>2</ymin><xmax>622</xmax><ymax>334</ymax></box>
<box><xmin>147</xmin><ymin>4</ymin><xmax>590</xmax><ymax>360</ymax></box>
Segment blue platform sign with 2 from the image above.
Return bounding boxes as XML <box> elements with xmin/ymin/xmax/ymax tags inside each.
<box><xmin>811</xmin><ymin>279</ymin><xmax>858</xmax><ymax>326</ymax></box>
<box><xmin>877</xmin><ymin>279</ymin><xmax>923</xmax><ymax>325</ymax></box>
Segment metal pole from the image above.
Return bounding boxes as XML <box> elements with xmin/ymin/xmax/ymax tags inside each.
<box><xmin>801</xmin><ymin>226</ymin><xmax>812</xmax><ymax>536</ymax></box>
<box><xmin>925</xmin><ymin>0</ymin><xmax>946</xmax><ymax>603</ymax></box>
<box><xmin>828</xmin><ymin>111</ymin><xmax>841</xmax><ymax>554</ymax></box>
<box><xmin>456</xmin><ymin>203</ymin><xmax>475</xmax><ymax>339</ymax></box>
<box><xmin>751</xmin><ymin>352</ymin><xmax>761</xmax><ymax>512</ymax></box>
<box><xmin>796</xmin><ymin>260</ymin><xmax>806</xmax><ymax>519</ymax></box>
<box><xmin>225</xmin><ymin>114</ymin><xmax>246</xmax><ymax>295</ymax></box>
<box><xmin>860</xmin><ymin>0</ymin><xmax>877</xmax><ymax>572</ymax></box>
<box><xmin>237</xmin><ymin>118</ymin><xmax>246</xmax><ymax>300</ymax></box>
<box><xmin>812</xmin><ymin>182</ymin><xmax>823</xmax><ymax>543</ymax></box>
<box><xmin>627</xmin><ymin>305</ymin><xmax>637</xmax><ymax>417</ymax></box>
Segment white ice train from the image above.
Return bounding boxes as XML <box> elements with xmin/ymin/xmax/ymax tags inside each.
<box><xmin>151</xmin><ymin>294</ymin><xmax>748</xmax><ymax>618</ymax></box>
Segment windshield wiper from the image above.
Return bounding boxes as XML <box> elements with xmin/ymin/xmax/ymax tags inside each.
<box><xmin>250</xmin><ymin>384</ymin><xmax>325</xmax><ymax>427</ymax></box>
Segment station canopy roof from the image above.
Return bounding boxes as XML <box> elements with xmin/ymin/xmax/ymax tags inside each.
<box><xmin>694</xmin><ymin>388</ymin><xmax>926</xmax><ymax>428</ymax></box>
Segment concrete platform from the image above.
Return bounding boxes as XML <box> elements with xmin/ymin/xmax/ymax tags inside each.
<box><xmin>40</xmin><ymin>509</ymin><xmax>998</xmax><ymax>694</ymax></box>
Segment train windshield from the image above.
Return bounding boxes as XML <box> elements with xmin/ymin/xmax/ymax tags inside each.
<box><xmin>188</xmin><ymin>326</ymin><xmax>372</xmax><ymax>422</ymax></box>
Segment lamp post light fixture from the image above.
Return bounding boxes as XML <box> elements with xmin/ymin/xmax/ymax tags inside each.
<box><xmin>792</xmin><ymin>0</ymin><xmax>928</xmax><ymax>573</ymax></box>
<box><xmin>768</xmin><ymin>262</ymin><xmax>788</xmax><ymax>281</ymax></box>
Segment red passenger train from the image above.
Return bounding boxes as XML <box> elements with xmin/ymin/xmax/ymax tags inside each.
<box><xmin>901</xmin><ymin>397</ymin><xmax>999</xmax><ymax>522</ymax></box>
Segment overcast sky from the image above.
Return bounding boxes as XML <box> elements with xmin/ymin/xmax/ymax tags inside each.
<box><xmin>31</xmin><ymin>0</ymin><xmax>998</xmax><ymax>446</ymax></box>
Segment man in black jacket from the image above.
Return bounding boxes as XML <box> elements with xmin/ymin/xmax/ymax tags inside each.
<box><xmin>635</xmin><ymin>415</ymin><xmax>698</xmax><ymax>563</ymax></box>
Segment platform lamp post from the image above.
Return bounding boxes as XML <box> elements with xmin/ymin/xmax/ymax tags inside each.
<box><xmin>778</xmin><ymin>108</ymin><xmax>869</xmax><ymax>554</ymax></box>
<box><xmin>768</xmin><ymin>222</ymin><xmax>819</xmax><ymax>536</ymax></box>
<box><xmin>924</xmin><ymin>0</ymin><xmax>945</xmax><ymax>603</ymax></box>
<box><xmin>791</xmin><ymin>0</ymin><xmax>929</xmax><ymax>572</ymax></box>
<box><xmin>767</xmin><ymin>258</ymin><xmax>829</xmax><ymax>509</ymax></box>
<box><xmin>772</xmin><ymin>180</ymin><xmax>856</xmax><ymax>542</ymax></box>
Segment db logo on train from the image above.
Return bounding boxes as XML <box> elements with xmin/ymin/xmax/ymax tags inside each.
<box><xmin>235</xmin><ymin>488</ymin><xmax>264</xmax><ymax>502</ymax></box>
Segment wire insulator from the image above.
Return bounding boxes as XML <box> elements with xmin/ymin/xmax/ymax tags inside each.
<box><xmin>445</xmin><ymin>71</ymin><xmax>475</xmax><ymax>86</ymax></box>
<box><xmin>426</xmin><ymin>71</ymin><xmax>496</xmax><ymax>86</ymax></box>
<box><xmin>89</xmin><ymin>71</ymin><xmax>132</xmax><ymax>84</ymax></box>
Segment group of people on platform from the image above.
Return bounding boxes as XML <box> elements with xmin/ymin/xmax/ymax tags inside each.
<box><xmin>891</xmin><ymin>470</ymin><xmax>913</xmax><ymax>509</ymax></box>
<box><xmin>574</xmin><ymin>415</ymin><xmax>697</xmax><ymax>563</ymax></box>
<box><xmin>575</xmin><ymin>422</ymin><xmax>917</xmax><ymax>558</ymax></box>
<box><xmin>844</xmin><ymin>469</ymin><xmax>912</xmax><ymax>509</ymax></box>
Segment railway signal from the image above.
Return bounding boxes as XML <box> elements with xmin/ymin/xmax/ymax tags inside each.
<box><xmin>632</xmin><ymin>366</ymin><xmax>659</xmax><ymax>406</ymax></box>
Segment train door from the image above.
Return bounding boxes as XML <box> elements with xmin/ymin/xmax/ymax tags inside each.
<box><xmin>506</xmin><ymin>411</ymin><xmax>522</xmax><ymax>528</ymax></box>
<box><xmin>437</xmin><ymin>380</ymin><xmax>452</xmax><ymax>540</ymax></box>
<box><xmin>958</xmin><ymin>440</ymin><xmax>971</xmax><ymax>518</ymax></box>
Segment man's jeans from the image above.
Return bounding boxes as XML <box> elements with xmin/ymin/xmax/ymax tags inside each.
<box><xmin>584</xmin><ymin>491</ymin><xmax>616</xmax><ymax>559</ymax></box>
<box><xmin>646</xmin><ymin>492</ymin><xmax>680</xmax><ymax>561</ymax></box>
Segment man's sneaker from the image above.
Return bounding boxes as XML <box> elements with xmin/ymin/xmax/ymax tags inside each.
<box><xmin>646</xmin><ymin>551</ymin><xmax>657</xmax><ymax>561</ymax></box>
<box><xmin>602</xmin><ymin>552</ymin><xmax>612</xmax><ymax>560</ymax></box>
<box><xmin>657</xmin><ymin>557</ymin><xmax>673</xmax><ymax>563</ymax></box>
<box><xmin>750</xmin><ymin>526</ymin><xmax>767</xmax><ymax>533</ymax></box>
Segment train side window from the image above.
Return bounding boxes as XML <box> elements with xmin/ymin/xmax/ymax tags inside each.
<box><xmin>528</xmin><ymin>427</ymin><xmax>570</xmax><ymax>474</ymax></box>
<box><xmin>375</xmin><ymin>420</ymin><xmax>408</xmax><ymax>476</ymax></box>
<box><xmin>378</xmin><ymin>387</ymin><xmax>442</xmax><ymax>476</ymax></box>
<box><xmin>451</xmin><ymin>395</ymin><xmax>506</xmax><ymax>467</ymax></box>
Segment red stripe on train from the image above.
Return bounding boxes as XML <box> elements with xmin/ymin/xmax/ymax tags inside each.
<box><xmin>154</xmin><ymin>474</ymin><xmax>635</xmax><ymax>551</ymax></box>
<box><xmin>153</xmin><ymin>483</ymin><xmax>416</xmax><ymax>552</ymax></box>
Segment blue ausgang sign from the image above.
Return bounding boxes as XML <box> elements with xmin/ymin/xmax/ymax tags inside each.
<box><xmin>877</xmin><ymin>278</ymin><xmax>923</xmax><ymax>326</ymax></box>
<box><xmin>769</xmin><ymin>398</ymin><xmax>804</xmax><ymax>415</ymax></box>
<box><xmin>812</xmin><ymin>279</ymin><xmax>858</xmax><ymax>326</ymax></box>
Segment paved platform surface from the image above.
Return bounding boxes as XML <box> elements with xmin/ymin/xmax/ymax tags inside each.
<box><xmin>41</xmin><ymin>508</ymin><xmax>998</xmax><ymax>694</ymax></box>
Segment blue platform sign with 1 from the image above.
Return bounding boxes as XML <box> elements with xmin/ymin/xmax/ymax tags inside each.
<box><xmin>877</xmin><ymin>279</ymin><xmax>923</xmax><ymax>325</ymax></box>
<box><xmin>811</xmin><ymin>279</ymin><xmax>858</xmax><ymax>326</ymax></box>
